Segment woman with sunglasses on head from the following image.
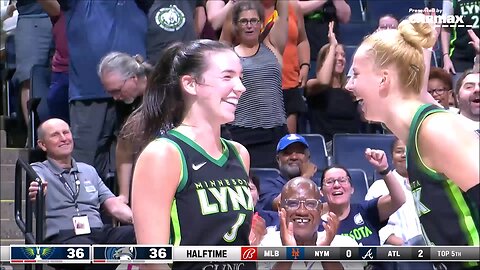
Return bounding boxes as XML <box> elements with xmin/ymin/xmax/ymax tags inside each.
<box><xmin>320</xmin><ymin>150</ymin><xmax>405</xmax><ymax>270</ymax></box>
<box><xmin>221</xmin><ymin>0</ymin><xmax>289</xmax><ymax>169</ymax></box>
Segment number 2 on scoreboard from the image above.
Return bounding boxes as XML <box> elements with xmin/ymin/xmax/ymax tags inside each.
<box><xmin>417</xmin><ymin>249</ymin><xmax>423</xmax><ymax>258</ymax></box>
<box><xmin>149</xmin><ymin>248</ymin><xmax>167</xmax><ymax>259</ymax></box>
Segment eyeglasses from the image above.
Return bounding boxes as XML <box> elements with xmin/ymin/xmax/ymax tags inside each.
<box><xmin>427</xmin><ymin>88</ymin><xmax>448</xmax><ymax>95</ymax></box>
<box><xmin>108</xmin><ymin>78</ymin><xmax>129</xmax><ymax>97</ymax></box>
<box><xmin>282</xmin><ymin>199</ymin><xmax>320</xmax><ymax>210</ymax></box>
<box><xmin>323</xmin><ymin>176</ymin><xmax>350</xmax><ymax>187</ymax></box>
<box><xmin>237</xmin><ymin>18</ymin><xmax>261</xmax><ymax>26</ymax></box>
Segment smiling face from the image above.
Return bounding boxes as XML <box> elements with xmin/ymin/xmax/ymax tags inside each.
<box><xmin>428</xmin><ymin>78</ymin><xmax>451</xmax><ymax>108</ymax></box>
<box><xmin>194</xmin><ymin>50</ymin><xmax>246</xmax><ymax>124</ymax></box>
<box><xmin>345</xmin><ymin>46</ymin><xmax>385</xmax><ymax>122</ymax></box>
<box><xmin>334</xmin><ymin>45</ymin><xmax>346</xmax><ymax>75</ymax></box>
<box><xmin>392</xmin><ymin>139</ymin><xmax>407</xmax><ymax>177</ymax></box>
<box><xmin>458</xmin><ymin>73</ymin><xmax>480</xmax><ymax>121</ymax></box>
<box><xmin>277</xmin><ymin>143</ymin><xmax>310</xmax><ymax>180</ymax></box>
<box><xmin>37</xmin><ymin>118</ymin><xmax>74</xmax><ymax>159</ymax></box>
<box><xmin>281</xmin><ymin>178</ymin><xmax>321</xmax><ymax>243</ymax></box>
<box><xmin>321</xmin><ymin>167</ymin><xmax>353</xmax><ymax>207</ymax></box>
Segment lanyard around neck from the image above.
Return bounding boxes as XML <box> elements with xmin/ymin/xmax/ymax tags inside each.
<box><xmin>57</xmin><ymin>172</ymin><xmax>81</xmax><ymax>212</ymax></box>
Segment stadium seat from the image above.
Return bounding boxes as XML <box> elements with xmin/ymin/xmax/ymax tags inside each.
<box><xmin>332</xmin><ymin>133</ymin><xmax>396</xmax><ymax>184</ymax></box>
<box><xmin>347</xmin><ymin>168</ymin><xmax>369</xmax><ymax>204</ymax></box>
<box><xmin>366</xmin><ymin>0</ymin><xmax>426</xmax><ymax>23</ymax></box>
<box><xmin>338</xmin><ymin>23</ymin><xmax>372</xmax><ymax>46</ymax></box>
<box><xmin>250</xmin><ymin>168</ymin><xmax>281</xmax><ymax>182</ymax></box>
<box><xmin>300</xmin><ymin>134</ymin><xmax>329</xmax><ymax>172</ymax></box>
<box><xmin>28</xmin><ymin>65</ymin><xmax>51</xmax><ymax>147</ymax></box>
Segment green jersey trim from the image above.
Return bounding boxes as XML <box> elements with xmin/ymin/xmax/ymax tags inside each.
<box><xmin>168</xmin><ymin>129</ymin><xmax>229</xmax><ymax>167</ymax></box>
<box><xmin>170</xmin><ymin>199</ymin><xmax>182</xmax><ymax>246</ymax></box>
<box><xmin>445</xmin><ymin>180</ymin><xmax>480</xmax><ymax>247</ymax></box>
<box><xmin>407</xmin><ymin>104</ymin><xmax>447</xmax><ymax>181</ymax></box>
<box><xmin>224</xmin><ymin>140</ymin><xmax>248</xmax><ymax>175</ymax></box>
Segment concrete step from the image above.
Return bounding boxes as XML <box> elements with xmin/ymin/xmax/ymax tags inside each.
<box><xmin>0</xmin><ymin>180</ymin><xmax>15</xmax><ymax>201</ymax></box>
<box><xmin>1</xmin><ymin>219</ymin><xmax>25</xmax><ymax>239</ymax></box>
<box><xmin>0</xmin><ymin>129</ymin><xmax>6</xmax><ymax>148</ymax></box>
<box><xmin>1</xmin><ymin>163</ymin><xmax>22</xmax><ymax>181</ymax></box>
<box><xmin>1</xmin><ymin>201</ymin><xmax>17</xmax><ymax>221</ymax></box>
<box><xmin>1</xmin><ymin>148</ymin><xmax>29</xmax><ymax>165</ymax></box>
<box><xmin>0</xmin><ymin>238</ymin><xmax>25</xmax><ymax>245</ymax></box>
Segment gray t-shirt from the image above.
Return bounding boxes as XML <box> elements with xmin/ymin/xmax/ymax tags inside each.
<box><xmin>31</xmin><ymin>158</ymin><xmax>115</xmax><ymax>239</ymax></box>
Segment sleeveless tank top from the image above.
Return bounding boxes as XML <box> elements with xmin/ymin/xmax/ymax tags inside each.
<box><xmin>232</xmin><ymin>44</ymin><xmax>286</xmax><ymax>129</ymax></box>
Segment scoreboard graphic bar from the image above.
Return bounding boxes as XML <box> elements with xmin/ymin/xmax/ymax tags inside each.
<box><xmin>3</xmin><ymin>245</ymin><xmax>479</xmax><ymax>263</ymax></box>
<box><xmin>92</xmin><ymin>245</ymin><xmax>173</xmax><ymax>264</ymax></box>
<box><xmin>10</xmin><ymin>245</ymin><xmax>90</xmax><ymax>264</ymax></box>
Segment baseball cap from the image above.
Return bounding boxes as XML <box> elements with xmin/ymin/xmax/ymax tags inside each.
<box><xmin>276</xmin><ymin>134</ymin><xmax>309</xmax><ymax>153</ymax></box>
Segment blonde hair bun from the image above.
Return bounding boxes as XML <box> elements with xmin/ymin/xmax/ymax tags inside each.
<box><xmin>398</xmin><ymin>13</ymin><xmax>437</xmax><ymax>49</ymax></box>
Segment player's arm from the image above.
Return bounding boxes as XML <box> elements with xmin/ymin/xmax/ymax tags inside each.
<box><xmin>419</xmin><ymin>113</ymin><xmax>480</xmax><ymax>193</ymax></box>
<box><xmin>132</xmin><ymin>139</ymin><xmax>180</xmax><ymax>270</ymax></box>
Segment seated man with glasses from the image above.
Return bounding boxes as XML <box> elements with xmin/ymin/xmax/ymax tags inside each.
<box><xmin>258</xmin><ymin>177</ymin><xmax>361</xmax><ymax>270</ymax></box>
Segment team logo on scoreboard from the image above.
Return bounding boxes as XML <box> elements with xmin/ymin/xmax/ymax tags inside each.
<box><xmin>286</xmin><ymin>247</ymin><xmax>304</xmax><ymax>260</ymax></box>
<box><xmin>241</xmin><ymin>247</ymin><xmax>257</xmax><ymax>260</ymax></box>
<box><xmin>22</xmin><ymin>247</ymin><xmax>55</xmax><ymax>261</ymax></box>
<box><xmin>104</xmin><ymin>246</ymin><xmax>137</xmax><ymax>261</ymax></box>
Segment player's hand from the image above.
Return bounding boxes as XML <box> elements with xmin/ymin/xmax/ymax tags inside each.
<box><xmin>318</xmin><ymin>212</ymin><xmax>339</xmax><ymax>246</ymax></box>
<box><xmin>365</xmin><ymin>148</ymin><xmax>388</xmax><ymax>172</ymax></box>
<box><xmin>28</xmin><ymin>180</ymin><xmax>47</xmax><ymax>201</ymax></box>
<box><xmin>279</xmin><ymin>208</ymin><xmax>296</xmax><ymax>246</ymax></box>
<box><xmin>249</xmin><ymin>212</ymin><xmax>267</xmax><ymax>245</ymax></box>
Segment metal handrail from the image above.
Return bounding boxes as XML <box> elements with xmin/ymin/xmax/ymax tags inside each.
<box><xmin>14</xmin><ymin>158</ymin><xmax>45</xmax><ymax>245</ymax></box>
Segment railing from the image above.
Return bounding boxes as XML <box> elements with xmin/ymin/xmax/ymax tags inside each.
<box><xmin>14</xmin><ymin>158</ymin><xmax>45</xmax><ymax>270</ymax></box>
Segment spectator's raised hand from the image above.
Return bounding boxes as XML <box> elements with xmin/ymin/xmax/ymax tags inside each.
<box><xmin>28</xmin><ymin>180</ymin><xmax>47</xmax><ymax>201</ymax></box>
<box><xmin>468</xmin><ymin>29</ymin><xmax>480</xmax><ymax>54</ymax></box>
<box><xmin>318</xmin><ymin>212</ymin><xmax>339</xmax><ymax>246</ymax></box>
<box><xmin>301</xmin><ymin>161</ymin><xmax>317</xmax><ymax>179</ymax></box>
<box><xmin>328</xmin><ymin>21</ymin><xmax>338</xmax><ymax>46</ymax></box>
<box><xmin>249</xmin><ymin>212</ymin><xmax>267</xmax><ymax>245</ymax></box>
<box><xmin>364</xmin><ymin>148</ymin><xmax>388</xmax><ymax>172</ymax></box>
<box><xmin>279</xmin><ymin>208</ymin><xmax>296</xmax><ymax>246</ymax></box>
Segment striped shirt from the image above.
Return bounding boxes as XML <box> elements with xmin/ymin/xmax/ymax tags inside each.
<box><xmin>232</xmin><ymin>44</ymin><xmax>286</xmax><ymax>129</ymax></box>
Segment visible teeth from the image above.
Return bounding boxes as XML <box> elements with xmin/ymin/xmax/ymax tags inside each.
<box><xmin>293</xmin><ymin>218</ymin><xmax>310</xmax><ymax>224</ymax></box>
